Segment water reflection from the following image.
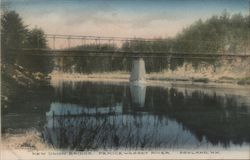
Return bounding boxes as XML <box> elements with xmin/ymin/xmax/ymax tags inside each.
<box><xmin>44</xmin><ymin>113</ymin><xmax>199</xmax><ymax>150</ymax></box>
<box><xmin>130</xmin><ymin>84</ymin><xmax>146</xmax><ymax>108</ymax></box>
<box><xmin>42</xmin><ymin>81</ymin><xmax>250</xmax><ymax>150</ymax></box>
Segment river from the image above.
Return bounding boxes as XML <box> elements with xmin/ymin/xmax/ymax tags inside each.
<box><xmin>2</xmin><ymin>80</ymin><xmax>250</xmax><ymax>151</ymax></box>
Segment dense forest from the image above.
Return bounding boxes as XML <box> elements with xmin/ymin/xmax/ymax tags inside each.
<box><xmin>174</xmin><ymin>12</ymin><xmax>249</xmax><ymax>54</ymax></box>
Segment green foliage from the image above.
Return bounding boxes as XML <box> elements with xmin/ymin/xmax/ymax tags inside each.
<box><xmin>1</xmin><ymin>10</ymin><xmax>53</xmax><ymax>73</ymax></box>
<box><xmin>26</xmin><ymin>28</ymin><xmax>47</xmax><ymax>48</ymax></box>
<box><xmin>68</xmin><ymin>43</ymin><xmax>117</xmax><ymax>51</ymax></box>
<box><xmin>1</xmin><ymin>11</ymin><xmax>28</xmax><ymax>49</ymax></box>
<box><xmin>192</xmin><ymin>78</ymin><xmax>209</xmax><ymax>83</ymax></box>
<box><xmin>1</xmin><ymin>11</ymin><xmax>48</xmax><ymax>51</ymax></box>
<box><xmin>174</xmin><ymin>12</ymin><xmax>249</xmax><ymax>54</ymax></box>
<box><xmin>237</xmin><ymin>77</ymin><xmax>250</xmax><ymax>85</ymax></box>
<box><xmin>120</xmin><ymin>12</ymin><xmax>249</xmax><ymax>55</ymax></box>
<box><xmin>121</xmin><ymin>38</ymin><xmax>174</xmax><ymax>53</ymax></box>
<box><xmin>17</xmin><ymin>28</ymin><xmax>52</xmax><ymax>73</ymax></box>
<box><xmin>1</xmin><ymin>11</ymin><xmax>28</xmax><ymax>62</ymax></box>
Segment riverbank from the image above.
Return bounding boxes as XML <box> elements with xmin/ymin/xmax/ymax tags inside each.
<box><xmin>50</xmin><ymin>57</ymin><xmax>250</xmax><ymax>85</ymax></box>
<box><xmin>1</xmin><ymin>63</ymin><xmax>51</xmax><ymax>110</ymax></box>
<box><xmin>49</xmin><ymin>71</ymin><xmax>250</xmax><ymax>86</ymax></box>
<box><xmin>2</xmin><ymin>129</ymin><xmax>52</xmax><ymax>151</ymax></box>
<box><xmin>1</xmin><ymin>64</ymin><xmax>54</xmax><ymax>151</ymax></box>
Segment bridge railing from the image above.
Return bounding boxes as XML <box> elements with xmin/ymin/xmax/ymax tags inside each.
<box><xmin>2</xmin><ymin>33</ymin><xmax>250</xmax><ymax>55</ymax></box>
<box><xmin>44</xmin><ymin>34</ymin><xmax>250</xmax><ymax>56</ymax></box>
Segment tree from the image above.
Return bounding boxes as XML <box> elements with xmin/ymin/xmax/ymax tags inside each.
<box><xmin>26</xmin><ymin>28</ymin><xmax>47</xmax><ymax>48</ymax></box>
<box><xmin>173</xmin><ymin>12</ymin><xmax>249</xmax><ymax>54</ymax></box>
<box><xmin>1</xmin><ymin>10</ymin><xmax>53</xmax><ymax>73</ymax></box>
<box><xmin>18</xmin><ymin>27</ymin><xmax>53</xmax><ymax>73</ymax></box>
<box><xmin>1</xmin><ymin>11</ymin><xmax>28</xmax><ymax>63</ymax></box>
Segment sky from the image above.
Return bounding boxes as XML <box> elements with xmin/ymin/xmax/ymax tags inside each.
<box><xmin>3</xmin><ymin>0</ymin><xmax>250</xmax><ymax>39</ymax></box>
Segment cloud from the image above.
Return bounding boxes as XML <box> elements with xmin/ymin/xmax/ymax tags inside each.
<box><xmin>130</xmin><ymin>11</ymin><xmax>184</xmax><ymax>28</ymax></box>
<box><xmin>9</xmin><ymin>0</ymin><xmax>248</xmax><ymax>40</ymax></box>
<box><xmin>23</xmin><ymin>10</ymin><xmax>192</xmax><ymax>39</ymax></box>
<box><xmin>52</xmin><ymin>8</ymin><xmax>184</xmax><ymax>30</ymax></box>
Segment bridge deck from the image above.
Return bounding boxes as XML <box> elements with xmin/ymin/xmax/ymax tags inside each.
<box><xmin>10</xmin><ymin>48</ymin><xmax>250</xmax><ymax>59</ymax></box>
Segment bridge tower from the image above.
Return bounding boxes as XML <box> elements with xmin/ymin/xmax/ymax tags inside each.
<box><xmin>130</xmin><ymin>58</ymin><xmax>146</xmax><ymax>83</ymax></box>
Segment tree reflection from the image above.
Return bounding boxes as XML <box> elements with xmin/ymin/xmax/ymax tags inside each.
<box><xmin>43</xmin><ymin>82</ymin><xmax>250</xmax><ymax>150</ymax></box>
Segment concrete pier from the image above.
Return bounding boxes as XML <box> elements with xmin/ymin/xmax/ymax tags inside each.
<box><xmin>129</xmin><ymin>58</ymin><xmax>146</xmax><ymax>83</ymax></box>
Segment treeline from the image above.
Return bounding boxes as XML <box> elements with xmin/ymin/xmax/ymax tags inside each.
<box><xmin>1</xmin><ymin>10</ymin><xmax>53</xmax><ymax>73</ymax></box>
<box><xmin>67</xmin><ymin>44</ymin><xmax>117</xmax><ymax>51</ymax></box>
<box><xmin>174</xmin><ymin>12</ymin><xmax>249</xmax><ymax>54</ymax></box>
<box><xmin>68</xmin><ymin>12</ymin><xmax>250</xmax><ymax>55</ymax></box>
<box><xmin>120</xmin><ymin>12</ymin><xmax>249</xmax><ymax>54</ymax></box>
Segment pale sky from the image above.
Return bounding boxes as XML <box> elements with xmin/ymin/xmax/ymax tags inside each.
<box><xmin>4</xmin><ymin>0</ymin><xmax>249</xmax><ymax>39</ymax></box>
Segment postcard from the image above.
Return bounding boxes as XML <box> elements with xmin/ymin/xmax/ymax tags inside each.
<box><xmin>1</xmin><ymin>0</ymin><xmax>250</xmax><ymax>159</ymax></box>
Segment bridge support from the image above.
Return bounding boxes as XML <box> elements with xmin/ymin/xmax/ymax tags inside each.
<box><xmin>130</xmin><ymin>58</ymin><xmax>146</xmax><ymax>83</ymax></box>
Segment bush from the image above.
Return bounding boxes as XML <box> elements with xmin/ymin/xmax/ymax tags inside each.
<box><xmin>237</xmin><ymin>77</ymin><xmax>250</xmax><ymax>85</ymax></box>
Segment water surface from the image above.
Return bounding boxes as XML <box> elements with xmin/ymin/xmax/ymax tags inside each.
<box><xmin>2</xmin><ymin>81</ymin><xmax>250</xmax><ymax>151</ymax></box>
